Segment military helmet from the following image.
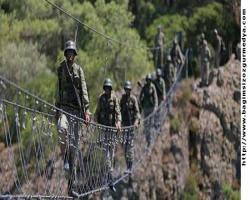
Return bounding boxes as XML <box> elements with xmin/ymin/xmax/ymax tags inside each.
<box><xmin>156</xmin><ymin>68</ymin><xmax>162</xmax><ymax>76</ymax></box>
<box><xmin>124</xmin><ymin>80</ymin><xmax>132</xmax><ymax>90</ymax></box>
<box><xmin>146</xmin><ymin>74</ymin><xmax>152</xmax><ymax>81</ymax></box>
<box><xmin>64</xmin><ymin>40</ymin><xmax>77</xmax><ymax>55</ymax></box>
<box><xmin>103</xmin><ymin>78</ymin><xmax>112</xmax><ymax>89</ymax></box>
<box><xmin>157</xmin><ymin>25</ymin><xmax>162</xmax><ymax>30</ymax></box>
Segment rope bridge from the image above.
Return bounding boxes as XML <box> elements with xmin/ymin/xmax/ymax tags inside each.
<box><xmin>0</xmin><ymin>56</ymin><xmax>186</xmax><ymax>199</ymax></box>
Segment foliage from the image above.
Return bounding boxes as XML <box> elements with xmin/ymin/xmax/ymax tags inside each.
<box><xmin>182</xmin><ymin>173</ymin><xmax>198</xmax><ymax>200</ymax></box>
<box><xmin>169</xmin><ymin>116</ymin><xmax>181</xmax><ymax>133</ymax></box>
<box><xmin>222</xmin><ymin>184</ymin><xmax>240</xmax><ymax>200</ymax></box>
<box><xmin>146</xmin><ymin>14</ymin><xmax>188</xmax><ymax>48</ymax></box>
<box><xmin>0</xmin><ymin>42</ymin><xmax>48</xmax><ymax>84</ymax></box>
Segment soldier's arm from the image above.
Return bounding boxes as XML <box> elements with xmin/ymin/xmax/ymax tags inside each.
<box><xmin>115</xmin><ymin>96</ymin><xmax>122</xmax><ymax>123</ymax></box>
<box><xmin>55</xmin><ymin>68</ymin><xmax>61</xmax><ymax>120</ymax></box>
<box><xmin>133</xmin><ymin>96</ymin><xmax>141</xmax><ymax>125</ymax></box>
<box><xmin>162</xmin><ymin>79</ymin><xmax>166</xmax><ymax>100</ymax></box>
<box><xmin>79</xmin><ymin>67</ymin><xmax>90</xmax><ymax>112</ymax></box>
<box><xmin>153</xmin><ymin>85</ymin><xmax>158</xmax><ymax>110</ymax></box>
<box><xmin>94</xmin><ymin>97</ymin><xmax>101</xmax><ymax>123</ymax></box>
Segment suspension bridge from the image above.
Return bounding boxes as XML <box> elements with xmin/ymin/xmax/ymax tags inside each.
<box><xmin>0</xmin><ymin>56</ymin><xmax>186</xmax><ymax>199</ymax></box>
<box><xmin>0</xmin><ymin>0</ymin><xmax>189</xmax><ymax>199</ymax></box>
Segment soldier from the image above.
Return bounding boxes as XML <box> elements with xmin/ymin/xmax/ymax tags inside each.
<box><xmin>120</xmin><ymin>81</ymin><xmax>140</xmax><ymax>173</ymax></box>
<box><xmin>154</xmin><ymin>25</ymin><xmax>165</xmax><ymax>69</ymax></box>
<box><xmin>197</xmin><ymin>33</ymin><xmax>207</xmax><ymax>68</ymax></box>
<box><xmin>163</xmin><ymin>55</ymin><xmax>175</xmax><ymax>91</ymax></box>
<box><xmin>170</xmin><ymin>39</ymin><xmax>184</xmax><ymax>71</ymax></box>
<box><xmin>55</xmin><ymin>40</ymin><xmax>90</xmax><ymax>196</ymax></box>
<box><xmin>139</xmin><ymin>74</ymin><xmax>158</xmax><ymax>146</ymax></box>
<box><xmin>153</xmin><ymin>69</ymin><xmax>166</xmax><ymax>105</ymax></box>
<box><xmin>94</xmin><ymin>78</ymin><xmax>121</xmax><ymax>189</ymax></box>
<box><xmin>213</xmin><ymin>29</ymin><xmax>223</xmax><ymax>68</ymax></box>
<box><xmin>200</xmin><ymin>40</ymin><xmax>211</xmax><ymax>87</ymax></box>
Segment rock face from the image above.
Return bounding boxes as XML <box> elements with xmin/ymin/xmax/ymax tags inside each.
<box><xmin>106</xmin><ymin>57</ymin><xmax>240</xmax><ymax>200</ymax></box>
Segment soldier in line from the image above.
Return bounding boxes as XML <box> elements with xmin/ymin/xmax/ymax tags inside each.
<box><xmin>153</xmin><ymin>69</ymin><xmax>166</xmax><ymax>105</ymax></box>
<box><xmin>55</xmin><ymin>40</ymin><xmax>90</xmax><ymax>196</ymax></box>
<box><xmin>170</xmin><ymin>39</ymin><xmax>184</xmax><ymax>71</ymax></box>
<box><xmin>120</xmin><ymin>81</ymin><xmax>140</xmax><ymax>173</ymax></box>
<box><xmin>163</xmin><ymin>55</ymin><xmax>175</xmax><ymax>92</ymax></box>
<box><xmin>200</xmin><ymin>40</ymin><xmax>211</xmax><ymax>87</ymax></box>
<box><xmin>154</xmin><ymin>25</ymin><xmax>165</xmax><ymax>69</ymax></box>
<box><xmin>94</xmin><ymin>78</ymin><xmax>121</xmax><ymax>190</ymax></box>
<box><xmin>213</xmin><ymin>29</ymin><xmax>223</xmax><ymax>68</ymax></box>
<box><xmin>139</xmin><ymin>74</ymin><xmax>158</xmax><ymax>146</ymax></box>
<box><xmin>197</xmin><ymin>33</ymin><xmax>207</xmax><ymax>69</ymax></box>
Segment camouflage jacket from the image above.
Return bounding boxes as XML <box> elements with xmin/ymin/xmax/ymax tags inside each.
<box><xmin>120</xmin><ymin>94</ymin><xmax>140</xmax><ymax>126</ymax></box>
<box><xmin>171</xmin><ymin>44</ymin><xmax>184</xmax><ymax>65</ymax></box>
<box><xmin>139</xmin><ymin>83</ymin><xmax>158</xmax><ymax>110</ymax></box>
<box><xmin>154</xmin><ymin>32</ymin><xmax>165</xmax><ymax>48</ymax></box>
<box><xmin>95</xmin><ymin>92</ymin><xmax>121</xmax><ymax>126</ymax></box>
<box><xmin>201</xmin><ymin>46</ymin><xmax>211</xmax><ymax>63</ymax></box>
<box><xmin>153</xmin><ymin>77</ymin><xmax>166</xmax><ymax>103</ymax></box>
<box><xmin>55</xmin><ymin>60</ymin><xmax>89</xmax><ymax>112</ymax></box>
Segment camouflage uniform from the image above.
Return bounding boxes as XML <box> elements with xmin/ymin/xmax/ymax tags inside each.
<box><xmin>153</xmin><ymin>70</ymin><xmax>166</xmax><ymax>105</ymax></box>
<box><xmin>154</xmin><ymin>26</ymin><xmax>165</xmax><ymax>69</ymax></box>
<box><xmin>139</xmin><ymin>82</ymin><xmax>158</xmax><ymax>117</ymax></box>
<box><xmin>55</xmin><ymin>59</ymin><xmax>89</xmax><ymax>192</ymax></box>
<box><xmin>214</xmin><ymin>29</ymin><xmax>222</xmax><ymax>68</ymax></box>
<box><xmin>200</xmin><ymin>41</ymin><xmax>211</xmax><ymax>86</ymax></box>
<box><xmin>95</xmin><ymin>90</ymin><xmax>121</xmax><ymax>176</ymax></box>
<box><xmin>163</xmin><ymin>55</ymin><xmax>175</xmax><ymax>91</ymax></box>
<box><xmin>139</xmin><ymin>76</ymin><xmax>158</xmax><ymax>146</ymax></box>
<box><xmin>197</xmin><ymin>33</ymin><xmax>207</xmax><ymax>70</ymax></box>
<box><xmin>120</xmin><ymin>88</ymin><xmax>140</xmax><ymax>170</ymax></box>
<box><xmin>170</xmin><ymin>40</ymin><xmax>184</xmax><ymax>71</ymax></box>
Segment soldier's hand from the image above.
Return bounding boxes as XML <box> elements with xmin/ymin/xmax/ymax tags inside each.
<box><xmin>116</xmin><ymin>121</ymin><xmax>121</xmax><ymax>131</ymax></box>
<box><xmin>84</xmin><ymin>112</ymin><xmax>90</xmax><ymax>126</ymax></box>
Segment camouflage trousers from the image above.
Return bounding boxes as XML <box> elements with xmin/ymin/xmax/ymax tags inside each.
<box><xmin>154</xmin><ymin>48</ymin><xmax>164</xmax><ymax>69</ymax></box>
<box><xmin>201</xmin><ymin>61</ymin><xmax>210</xmax><ymax>86</ymax></box>
<box><xmin>214</xmin><ymin>51</ymin><xmax>221</xmax><ymax>68</ymax></box>
<box><xmin>57</xmin><ymin>106</ymin><xmax>82</xmax><ymax>191</ymax></box>
<box><xmin>123</xmin><ymin>130</ymin><xmax>134</xmax><ymax>164</ymax></box>
<box><xmin>142</xmin><ymin>107</ymin><xmax>155</xmax><ymax>147</ymax></box>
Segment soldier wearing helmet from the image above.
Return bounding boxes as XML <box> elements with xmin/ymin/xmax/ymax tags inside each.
<box><xmin>154</xmin><ymin>25</ymin><xmax>165</xmax><ymax>69</ymax></box>
<box><xmin>94</xmin><ymin>78</ymin><xmax>121</xmax><ymax>188</ymax></box>
<box><xmin>163</xmin><ymin>55</ymin><xmax>175</xmax><ymax>91</ymax></box>
<box><xmin>200</xmin><ymin>39</ymin><xmax>211</xmax><ymax>87</ymax></box>
<box><xmin>170</xmin><ymin>38</ymin><xmax>184</xmax><ymax>70</ymax></box>
<box><xmin>139</xmin><ymin>74</ymin><xmax>158</xmax><ymax>117</ymax></box>
<box><xmin>213</xmin><ymin>29</ymin><xmax>225</xmax><ymax>68</ymax></box>
<box><xmin>120</xmin><ymin>80</ymin><xmax>140</xmax><ymax>173</ymax></box>
<box><xmin>55</xmin><ymin>40</ymin><xmax>90</xmax><ymax>196</ymax></box>
<box><xmin>153</xmin><ymin>69</ymin><xmax>166</xmax><ymax>104</ymax></box>
<box><xmin>197</xmin><ymin>33</ymin><xmax>207</xmax><ymax>70</ymax></box>
<box><xmin>139</xmin><ymin>74</ymin><xmax>158</xmax><ymax>147</ymax></box>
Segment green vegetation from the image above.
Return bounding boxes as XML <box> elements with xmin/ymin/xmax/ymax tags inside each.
<box><xmin>222</xmin><ymin>183</ymin><xmax>240</xmax><ymax>200</ymax></box>
<box><xmin>182</xmin><ymin>173</ymin><xmax>198</xmax><ymax>200</ymax></box>
<box><xmin>169</xmin><ymin>116</ymin><xmax>181</xmax><ymax>133</ymax></box>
